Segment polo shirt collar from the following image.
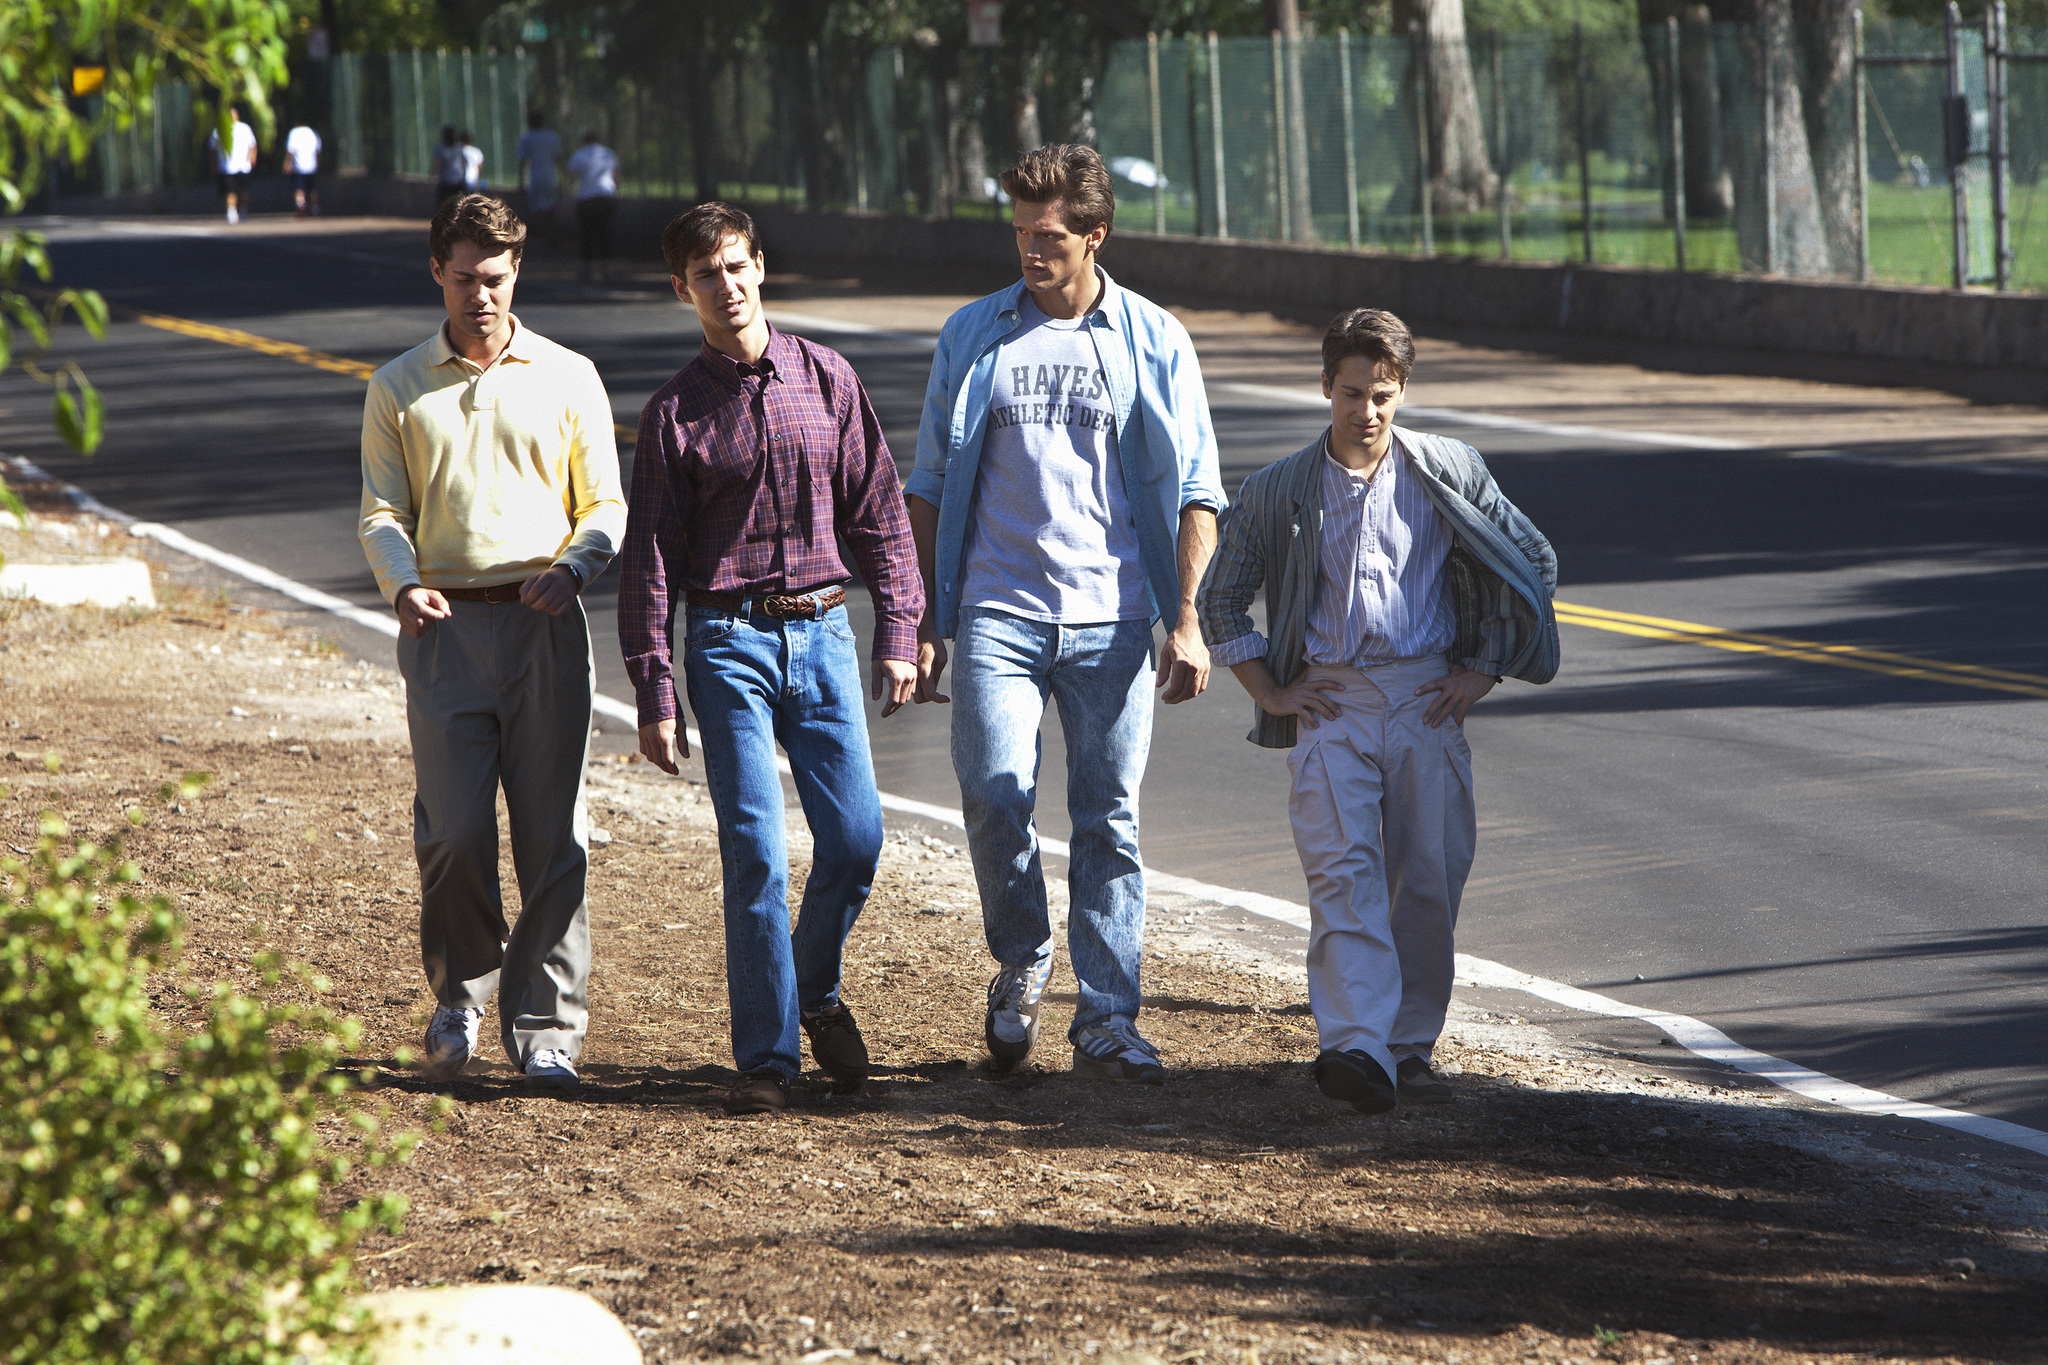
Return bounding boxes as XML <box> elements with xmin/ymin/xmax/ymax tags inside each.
<box><xmin>430</xmin><ymin>314</ymin><xmax>530</xmax><ymax>370</ymax></box>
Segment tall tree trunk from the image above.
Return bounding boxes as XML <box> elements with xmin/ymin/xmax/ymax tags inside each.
<box><xmin>1270</xmin><ymin>0</ymin><xmax>1316</xmax><ymax>242</ymax></box>
<box><xmin>1794</xmin><ymin>0</ymin><xmax>1860</xmax><ymax>276</ymax></box>
<box><xmin>1397</xmin><ymin>0</ymin><xmax>1499</xmax><ymax>213</ymax></box>
<box><xmin>689</xmin><ymin>41</ymin><xmax>722</xmax><ymax>203</ymax></box>
<box><xmin>1680</xmin><ymin>4</ymin><xmax>1735</xmax><ymax>217</ymax></box>
<box><xmin>1637</xmin><ymin>0</ymin><xmax>1735</xmax><ymax>219</ymax></box>
<box><xmin>1718</xmin><ymin>0</ymin><xmax>1829</xmax><ymax>274</ymax></box>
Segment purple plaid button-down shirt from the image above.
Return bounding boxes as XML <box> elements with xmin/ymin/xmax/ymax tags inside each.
<box><xmin>618</xmin><ymin>328</ymin><xmax>924</xmax><ymax>727</ymax></box>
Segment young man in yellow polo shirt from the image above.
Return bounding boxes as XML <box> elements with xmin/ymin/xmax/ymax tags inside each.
<box><xmin>359</xmin><ymin>194</ymin><xmax>626</xmax><ymax>1090</ymax></box>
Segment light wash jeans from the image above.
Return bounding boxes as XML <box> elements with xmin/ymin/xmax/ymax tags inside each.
<box><xmin>950</xmin><ymin>606</ymin><xmax>1154</xmax><ymax>1036</ymax></box>
<box><xmin>684</xmin><ymin>603</ymin><xmax>884</xmax><ymax>1079</ymax></box>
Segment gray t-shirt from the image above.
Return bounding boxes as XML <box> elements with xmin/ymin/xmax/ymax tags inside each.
<box><xmin>960</xmin><ymin>294</ymin><xmax>1150</xmax><ymax>624</ymax></box>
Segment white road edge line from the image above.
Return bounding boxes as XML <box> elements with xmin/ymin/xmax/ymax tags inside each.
<box><xmin>17</xmin><ymin>461</ymin><xmax>2048</xmax><ymax>1161</ymax></box>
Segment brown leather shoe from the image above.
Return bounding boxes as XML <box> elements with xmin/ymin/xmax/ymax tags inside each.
<box><xmin>801</xmin><ymin>1002</ymin><xmax>870</xmax><ymax>1094</ymax></box>
<box><xmin>1396</xmin><ymin>1056</ymin><xmax>1455</xmax><ymax>1104</ymax></box>
<box><xmin>722</xmin><ymin>1067</ymin><xmax>790</xmax><ymax>1115</ymax></box>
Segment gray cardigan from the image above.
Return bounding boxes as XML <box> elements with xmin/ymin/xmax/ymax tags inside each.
<box><xmin>1196</xmin><ymin>426</ymin><xmax>1559</xmax><ymax>749</ymax></box>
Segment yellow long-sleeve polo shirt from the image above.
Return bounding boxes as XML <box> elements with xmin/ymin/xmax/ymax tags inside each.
<box><xmin>358</xmin><ymin>317</ymin><xmax>626</xmax><ymax>604</ymax></box>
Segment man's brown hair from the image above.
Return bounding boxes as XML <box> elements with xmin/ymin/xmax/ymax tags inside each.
<box><xmin>1000</xmin><ymin>144</ymin><xmax>1117</xmax><ymax>238</ymax></box>
<box><xmin>1322</xmin><ymin>308</ymin><xmax>1416</xmax><ymax>384</ymax></box>
<box><xmin>664</xmin><ymin>202</ymin><xmax>762</xmax><ymax>277</ymax></box>
<box><xmin>430</xmin><ymin>192</ymin><xmax>526</xmax><ymax>265</ymax></box>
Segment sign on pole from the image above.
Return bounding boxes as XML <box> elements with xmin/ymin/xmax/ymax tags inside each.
<box><xmin>968</xmin><ymin>0</ymin><xmax>1001</xmax><ymax>48</ymax></box>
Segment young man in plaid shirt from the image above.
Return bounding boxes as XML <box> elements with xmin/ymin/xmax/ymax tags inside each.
<box><xmin>618</xmin><ymin>202</ymin><xmax>924</xmax><ymax>1115</ymax></box>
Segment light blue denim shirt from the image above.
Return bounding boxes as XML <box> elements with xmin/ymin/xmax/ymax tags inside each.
<box><xmin>907</xmin><ymin>266</ymin><xmax>1226</xmax><ymax>639</ymax></box>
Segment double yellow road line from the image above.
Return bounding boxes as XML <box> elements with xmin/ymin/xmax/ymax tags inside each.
<box><xmin>127</xmin><ymin>305</ymin><xmax>2047</xmax><ymax>703</ymax></box>
<box><xmin>1554</xmin><ymin>601</ymin><xmax>2048</xmax><ymax>700</ymax></box>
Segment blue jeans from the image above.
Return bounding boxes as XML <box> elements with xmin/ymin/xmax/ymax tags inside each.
<box><xmin>950</xmin><ymin>607</ymin><xmax>1154</xmax><ymax>1036</ymax></box>
<box><xmin>684</xmin><ymin>603</ymin><xmax>884</xmax><ymax>1078</ymax></box>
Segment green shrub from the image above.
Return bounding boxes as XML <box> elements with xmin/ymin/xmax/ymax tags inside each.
<box><xmin>1</xmin><ymin>816</ymin><xmax>417</xmax><ymax>1364</ymax></box>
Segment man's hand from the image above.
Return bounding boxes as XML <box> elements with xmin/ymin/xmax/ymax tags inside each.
<box><xmin>1157</xmin><ymin>616</ymin><xmax>1211</xmax><ymax>704</ymax></box>
<box><xmin>638</xmin><ymin>718</ymin><xmax>686</xmax><ymax>773</ymax></box>
<box><xmin>396</xmin><ymin>585</ymin><xmax>452</xmax><ymax>638</ymax></box>
<box><xmin>874</xmin><ymin>659</ymin><xmax>919</xmax><ymax>717</ymax></box>
<box><xmin>914</xmin><ymin>625</ymin><xmax>950</xmax><ymax>705</ymax></box>
<box><xmin>1416</xmin><ymin>667</ymin><xmax>1497</xmax><ymax>728</ymax></box>
<box><xmin>1257</xmin><ymin>674</ymin><xmax>1346</xmax><ymax>728</ymax></box>
<box><xmin>520</xmin><ymin>565</ymin><xmax>580</xmax><ymax>616</ymax></box>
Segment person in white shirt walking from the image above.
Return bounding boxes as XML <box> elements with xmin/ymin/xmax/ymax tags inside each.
<box><xmin>517</xmin><ymin>111</ymin><xmax>562</xmax><ymax>243</ymax></box>
<box><xmin>565</xmin><ymin>132</ymin><xmax>620</xmax><ymax>282</ymax></box>
<box><xmin>285</xmin><ymin>123</ymin><xmax>322</xmax><ymax>217</ymax></box>
<box><xmin>460</xmin><ymin>130</ymin><xmax>485</xmax><ymax>191</ymax></box>
<box><xmin>432</xmin><ymin>126</ymin><xmax>466</xmax><ymax>204</ymax></box>
<box><xmin>209</xmin><ymin>107</ymin><xmax>259</xmax><ymax>224</ymax></box>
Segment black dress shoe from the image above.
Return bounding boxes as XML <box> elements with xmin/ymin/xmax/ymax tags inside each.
<box><xmin>1396</xmin><ymin>1057</ymin><xmax>1454</xmax><ymax>1104</ymax></box>
<box><xmin>723</xmin><ymin>1067</ymin><xmax>791</xmax><ymax>1115</ymax></box>
<box><xmin>801</xmin><ymin>1002</ymin><xmax>870</xmax><ymax>1094</ymax></box>
<box><xmin>1313</xmin><ymin>1048</ymin><xmax>1397</xmax><ymax>1115</ymax></box>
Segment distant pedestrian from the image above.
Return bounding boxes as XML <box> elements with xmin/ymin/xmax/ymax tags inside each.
<box><xmin>460</xmin><ymin>130</ymin><xmax>485</xmax><ymax>191</ymax></box>
<box><xmin>908</xmin><ymin>144</ymin><xmax>1223</xmax><ymax>1086</ymax></box>
<box><xmin>617</xmin><ymin>202</ymin><xmax>923</xmax><ymax>1115</ymax></box>
<box><xmin>359</xmin><ymin>194</ymin><xmax>626</xmax><ymax>1092</ymax></box>
<box><xmin>565</xmin><ymin>131</ymin><xmax>619</xmax><ymax>282</ymax></box>
<box><xmin>517</xmin><ymin>110</ymin><xmax>562</xmax><ymax>241</ymax></box>
<box><xmin>432</xmin><ymin>126</ymin><xmax>465</xmax><ymax>203</ymax></box>
<box><xmin>209</xmin><ymin>106</ymin><xmax>258</xmax><ymax>224</ymax></box>
<box><xmin>285</xmin><ymin>122</ymin><xmax>322</xmax><ymax>217</ymax></box>
<box><xmin>1198</xmin><ymin>308</ymin><xmax>1559</xmax><ymax>1117</ymax></box>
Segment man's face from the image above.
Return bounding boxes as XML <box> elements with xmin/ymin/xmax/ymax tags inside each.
<box><xmin>430</xmin><ymin>239</ymin><xmax>519</xmax><ymax>345</ymax></box>
<box><xmin>676</xmin><ymin>235</ymin><xmax>765</xmax><ymax>337</ymax></box>
<box><xmin>1013</xmin><ymin>199</ymin><xmax>1106</xmax><ymax>297</ymax></box>
<box><xmin>1323</xmin><ymin>354</ymin><xmax>1406</xmax><ymax>460</ymax></box>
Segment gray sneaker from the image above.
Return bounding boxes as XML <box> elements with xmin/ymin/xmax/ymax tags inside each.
<box><xmin>524</xmin><ymin>1048</ymin><xmax>580</xmax><ymax>1091</ymax></box>
<box><xmin>421</xmin><ymin>1004</ymin><xmax>483</xmax><ymax>1078</ymax></box>
<box><xmin>984</xmin><ymin>957</ymin><xmax>1054</xmax><ymax>1071</ymax></box>
<box><xmin>1072</xmin><ymin>1017</ymin><xmax>1165</xmax><ymax>1086</ymax></box>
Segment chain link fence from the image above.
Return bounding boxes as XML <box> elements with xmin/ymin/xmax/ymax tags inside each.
<box><xmin>61</xmin><ymin>14</ymin><xmax>2048</xmax><ymax>294</ymax></box>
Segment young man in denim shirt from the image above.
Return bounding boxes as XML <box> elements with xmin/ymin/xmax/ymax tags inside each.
<box><xmin>908</xmin><ymin>144</ymin><xmax>1224</xmax><ymax>1085</ymax></box>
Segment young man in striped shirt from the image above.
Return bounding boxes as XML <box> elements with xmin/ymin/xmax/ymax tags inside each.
<box><xmin>1197</xmin><ymin>309</ymin><xmax>1558</xmax><ymax>1116</ymax></box>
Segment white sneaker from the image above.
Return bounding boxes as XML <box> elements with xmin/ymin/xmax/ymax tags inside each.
<box><xmin>421</xmin><ymin>1004</ymin><xmax>483</xmax><ymax>1077</ymax></box>
<box><xmin>524</xmin><ymin>1048</ymin><xmax>579</xmax><ymax>1090</ymax></box>
<box><xmin>1072</xmin><ymin>1017</ymin><xmax>1165</xmax><ymax>1086</ymax></box>
<box><xmin>225</xmin><ymin>206</ymin><xmax>239</xmax><ymax>224</ymax></box>
<box><xmin>984</xmin><ymin>955</ymin><xmax>1054</xmax><ymax>1071</ymax></box>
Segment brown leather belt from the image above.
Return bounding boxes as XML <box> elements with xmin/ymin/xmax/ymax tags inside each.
<box><xmin>440</xmin><ymin>580</ymin><xmax>528</xmax><ymax>604</ymax></box>
<box><xmin>686</xmin><ymin>584</ymin><xmax>847</xmax><ymax>619</ymax></box>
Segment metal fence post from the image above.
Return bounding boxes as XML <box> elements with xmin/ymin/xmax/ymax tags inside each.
<box><xmin>1340</xmin><ymin>28</ymin><xmax>1360</xmax><ymax>251</ymax></box>
<box><xmin>1945</xmin><ymin>1</ymin><xmax>1968</xmax><ymax>290</ymax></box>
<box><xmin>1987</xmin><ymin>1</ymin><xmax>2011</xmax><ymax>290</ymax></box>
<box><xmin>1270</xmin><ymin>30</ymin><xmax>1290</xmax><ymax>241</ymax></box>
<box><xmin>1413</xmin><ymin>21</ymin><xmax>1432</xmax><ymax>255</ymax></box>
<box><xmin>1148</xmin><ymin>32</ymin><xmax>1166</xmax><ymax>234</ymax></box>
<box><xmin>411</xmin><ymin>50</ymin><xmax>428</xmax><ymax>175</ymax></box>
<box><xmin>1493</xmin><ymin>30</ymin><xmax>1509</xmax><ymax>260</ymax></box>
<box><xmin>1208</xmin><ymin>32</ymin><xmax>1229</xmax><ymax>239</ymax></box>
<box><xmin>1853</xmin><ymin>7</ymin><xmax>1869</xmax><ymax>282</ymax></box>
<box><xmin>1668</xmin><ymin>17</ymin><xmax>1687</xmax><ymax>272</ymax></box>
<box><xmin>1575</xmin><ymin>23</ymin><xmax>1593</xmax><ymax>264</ymax></box>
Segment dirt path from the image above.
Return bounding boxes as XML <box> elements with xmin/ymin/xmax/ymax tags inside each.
<box><xmin>6</xmin><ymin>490</ymin><xmax>2048</xmax><ymax>1365</ymax></box>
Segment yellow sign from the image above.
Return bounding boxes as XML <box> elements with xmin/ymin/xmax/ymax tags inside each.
<box><xmin>71</xmin><ymin>66</ymin><xmax>106</xmax><ymax>96</ymax></box>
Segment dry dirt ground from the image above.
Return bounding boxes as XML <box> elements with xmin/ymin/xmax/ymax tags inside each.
<box><xmin>5</xmin><ymin>488</ymin><xmax>2048</xmax><ymax>1365</ymax></box>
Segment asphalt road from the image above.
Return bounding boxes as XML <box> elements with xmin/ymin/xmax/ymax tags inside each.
<box><xmin>6</xmin><ymin>217</ymin><xmax>2045</xmax><ymax>1138</ymax></box>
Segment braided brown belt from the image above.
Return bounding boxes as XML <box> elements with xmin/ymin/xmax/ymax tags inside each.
<box><xmin>685</xmin><ymin>584</ymin><xmax>848</xmax><ymax>619</ymax></box>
